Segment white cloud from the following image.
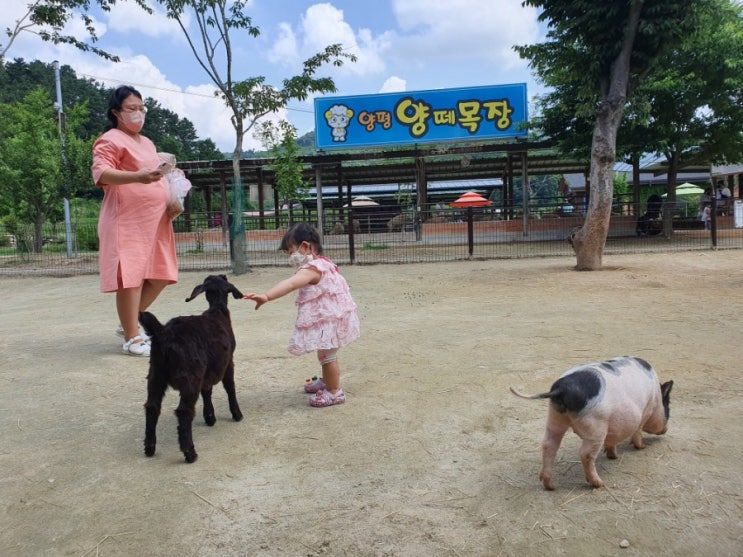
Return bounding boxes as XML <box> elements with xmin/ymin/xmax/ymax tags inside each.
<box><xmin>180</xmin><ymin>83</ymin><xmax>288</xmax><ymax>153</ymax></box>
<box><xmin>267</xmin><ymin>22</ymin><xmax>300</xmax><ymax>65</ymax></box>
<box><xmin>300</xmin><ymin>4</ymin><xmax>356</xmax><ymax>57</ymax></box>
<box><xmin>105</xmin><ymin>1</ymin><xmax>184</xmax><ymax>38</ymax></box>
<box><xmin>69</xmin><ymin>54</ymin><xmax>244</xmax><ymax>153</ymax></box>
<box><xmin>180</xmin><ymin>84</ymin><xmax>239</xmax><ymax>152</ymax></box>
<box><xmin>391</xmin><ymin>0</ymin><xmax>540</xmax><ymax>68</ymax></box>
<box><xmin>270</xmin><ymin>3</ymin><xmax>390</xmax><ymax>77</ymax></box>
<box><xmin>379</xmin><ymin>76</ymin><xmax>407</xmax><ymax>93</ymax></box>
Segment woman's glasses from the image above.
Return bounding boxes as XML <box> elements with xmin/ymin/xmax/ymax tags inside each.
<box><xmin>121</xmin><ymin>105</ymin><xmax>148</xmax><ymax>113</ymax></box>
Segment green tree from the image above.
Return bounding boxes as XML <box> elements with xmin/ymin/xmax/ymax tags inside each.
<box><xmin>517</xmin><ymin>0</ymin><xmax>700</xmax><ymax>269</ymax></box>
<box><xmin>157</xmin><ymin>0</ymin><xmax>355</xmax><ymax>274</ymax></box>
<box><xmin>630</xmin><ymin>0</ymin><xmax>743</xmax><ymax>234</ymax></box>
<box><xmin>0</xmin><ymin>89</ymin><xmax>66</xmax><ymax>251</ymax></box>
<box><xmin>142</xmin><ymin>98</ymin><xmax>192</xmax><ymax>161</ymax></box>
<box><xmin>191</xmin><ymin>138</ymin><xmax>222</xmax><ymax>161</ymax></box>
<box><xmin>255</xmin><ymin>120</ymin><xmax>308</xmax><ymax>225</ymax></box>
<box><xmin>0</xmin><ymin>0</ymin><xmax>149</xmax><ymax>63</ymax></box>
<box><xmin>59</xmin><ymin>100</ymin><xmax>95</xmax><ymax>200</ymax></box>
<box><xmin>0</xmin><ymin>60</ymin><xmax>114</xmax><ymax>144</ymax></box>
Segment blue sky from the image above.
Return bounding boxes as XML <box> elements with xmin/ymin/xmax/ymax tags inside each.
<box><xmin>1</xmin><ymin>0</ymin><xmax>546</xmax><ymax>152</ymax></box>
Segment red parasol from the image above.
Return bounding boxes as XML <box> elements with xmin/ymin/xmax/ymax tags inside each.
<box><xmin>450</xmin><ymin>191</ymin><xmax>493</xmax><ymax>207</ymax></box>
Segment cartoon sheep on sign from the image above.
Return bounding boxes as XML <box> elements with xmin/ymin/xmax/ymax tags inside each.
<box><xmin>324</xmin><ymin>104</ymin><xmax>354</xmax><ymax>142</ymax></box>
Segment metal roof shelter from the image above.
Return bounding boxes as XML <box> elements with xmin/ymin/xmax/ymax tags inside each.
<box><xmin>306</xmin><ymin>178</ymin><xmax>505</xmax><ymax>205</ymax></box>
<box><xmin>179</xmin><ymin>139</ymin><xmax>588</xmax><ymax>205</ymax></box>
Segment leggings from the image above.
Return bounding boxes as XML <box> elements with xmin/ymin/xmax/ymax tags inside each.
<box><xmin>317</xmin><ymin>349</ymin><xmax>338</xmax><ymax>365</ymax></box>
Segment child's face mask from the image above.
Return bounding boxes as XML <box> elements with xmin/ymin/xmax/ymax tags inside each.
<box><xmin>288</xmin><ymin>252</ymin><xmax>307</xmax><ymax>269</ymax></box>
<box><xmin>288</xmin><ymin>244</ymin><xmax>312</xmax><ymax>269</ymax></box>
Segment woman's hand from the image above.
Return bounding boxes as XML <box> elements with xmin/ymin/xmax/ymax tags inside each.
<box><xmin>97</xmin><ymin>166</ymin><xmax>165</xmax><ymax>186</ymax></box>
<box><xmin>138</xmin><ymin>167</ymin><xmax>166</xmax><ymax>184</ymax></box>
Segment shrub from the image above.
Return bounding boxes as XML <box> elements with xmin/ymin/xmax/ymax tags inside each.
<box><xmin>75</xmin><ymin>223</ymin><xmax>99</xmax><ymax>251</ymax></box>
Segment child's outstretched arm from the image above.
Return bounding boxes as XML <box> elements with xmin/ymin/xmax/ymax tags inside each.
<box><xmin>243</xmin><ymin>267</ymin><xmax>321</xmax><ymax>310</ymax></box>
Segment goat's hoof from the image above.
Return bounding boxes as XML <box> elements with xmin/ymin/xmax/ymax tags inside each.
<box><xmin>144</xmin><ymin>445</ymin><xmax>156</xmax><ymax>457</ymax></box>
<box><xmin>233</xmin><ymin>412</ymin><xmax>243</xmax><ymax>422</ymax></box>
<box><xmin>184</xmin><ymin>450</ymin><xmax>198</xmax><ymax>463</ymax></box>
<box><xmin>204</xmin><ymin>415</ymin><xmax>216</xmax><ymax>427</ymax></box>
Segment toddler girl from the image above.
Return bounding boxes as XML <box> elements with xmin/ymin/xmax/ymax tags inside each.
<box><xmin>244</xmin><ymin>222</ymin><xmax>360</xmax><ymax>407</ymax></box>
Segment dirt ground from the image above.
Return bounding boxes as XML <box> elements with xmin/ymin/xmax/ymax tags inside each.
<box><xmin>1</xmin><ymin>251</ymin><xmax>742</xmax><ymax>557</ymax></box>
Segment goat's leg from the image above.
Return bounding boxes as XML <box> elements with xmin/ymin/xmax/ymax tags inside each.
<box><xmin>222</xmin><ymin>361</ymin><xmax>243</xmax><ymax>422</ymax></box>
<box><xmin>175</xmin><ymin>393</ymin><xmax>199</xmax><ymax>463</ymax></box>
<box><xmin>143</xmin><ymin>373</ymin><xmax>167</xmax><ymax>457</ymax></box>
<box><xmin>201</xmin><ymin>387</ymin><xmax>216</xmax><ymax>426</ymax></box>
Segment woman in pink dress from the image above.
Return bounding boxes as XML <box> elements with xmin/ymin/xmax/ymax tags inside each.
<box><xmin>243</xmin><ymin>222</ymin><xmax>360</xmax><ymax>407</ymax></box>
<box><xmin>91</xmin><ymin>86</ymin><xmax>178</xmax><ymax>356</ymax></box>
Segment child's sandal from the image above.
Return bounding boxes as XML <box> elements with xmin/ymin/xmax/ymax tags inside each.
<box><xmin>309</xmin><ymin>389</ymin><xmax>346</xmax><ymax>407</ymax></box>
<box><xmin>304</xmin><ymin>376</ymin><xmax>326</xmax><ymax>393</ymax></box>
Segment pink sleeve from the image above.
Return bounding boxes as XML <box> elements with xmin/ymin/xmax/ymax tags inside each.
<box><xmin>91</xmin><ymin>134</ymin><xmax>119</xmax><ymax>186</ymax></box>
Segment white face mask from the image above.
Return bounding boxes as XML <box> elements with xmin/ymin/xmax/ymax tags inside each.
<box><xmin>289</xmin><ymin>251</ymin><xmax>310</xmax><ymax>269</ymax></box>
<box><xmin>118</xmin><ymin>110</ymin><xmax>145</xmax><ymax>133</ymax></box>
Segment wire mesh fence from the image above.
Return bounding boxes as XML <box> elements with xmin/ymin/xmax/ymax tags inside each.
<box><xmin>2</xmin><ymin>203</ymin><xmax>742</xmax><ymax>277</ymax></box>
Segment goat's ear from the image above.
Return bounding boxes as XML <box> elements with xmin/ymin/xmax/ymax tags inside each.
<box><xmin>185</xmin><ymin>283</ymin><xmax>206</xmax><ymax>302</ymax></box>
<box><xmin>229</xmin><ymin>284</ymin><xmax>245</xmax><ymax>299</ymax></box>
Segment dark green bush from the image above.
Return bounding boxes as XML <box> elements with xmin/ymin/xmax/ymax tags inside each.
<box><xmin>75</xmin><ymin>224</ymin><xmax>99</xmax><ymax>251</ymax></box>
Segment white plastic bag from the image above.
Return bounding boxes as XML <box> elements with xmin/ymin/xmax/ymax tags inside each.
<box><xmin>164</xmin><ymin>169</ymin><xmax>191</xmax><ymax>218</ymax></box>
<box><xmin>158</xmin><ymin>153</ymin><xmax>192</xmax><ymax>219</ymax></box>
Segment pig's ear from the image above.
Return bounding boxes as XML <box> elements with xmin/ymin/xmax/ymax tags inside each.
<box><xmin>660</xmin><ymin>380</ymin><xmax>674</xmax><ymax>399</ymax></box>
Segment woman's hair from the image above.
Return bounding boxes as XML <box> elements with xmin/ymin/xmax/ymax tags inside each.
<box><xmin>280</xmin><ymin>222</ymin><xmax>324</xmax><ymax>254</ymax></box>
<box><xmin>103</xmin><ymin>85</ymin><xmax>143</xmax><ymax>132</ymax></box>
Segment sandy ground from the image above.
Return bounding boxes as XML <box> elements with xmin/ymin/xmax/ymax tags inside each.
<box><xmin>1</xmin><ymin>251</ymin><xmax>742</xmax><ymax>557</ymax></box>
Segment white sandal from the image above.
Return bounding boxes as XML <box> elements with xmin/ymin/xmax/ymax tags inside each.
<box><xmin>122</xmin><ymin>335</ymin><xmax>150</xmax><ymax>356</ymax></box>
<box><xmin>116</xmin><ymin>324</ymin><xmax>150</xmax><ymax>341</ymax></box>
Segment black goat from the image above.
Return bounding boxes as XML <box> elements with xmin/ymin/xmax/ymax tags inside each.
<box><xmin>139</xmin><ymin>274</ymin><xmax>244</xmax><ymax>463</ymax></box>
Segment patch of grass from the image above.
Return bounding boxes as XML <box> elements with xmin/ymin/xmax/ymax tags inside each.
<box><xmin>363</xmin><ymin>242</ymin><xmax>389</xmax><ymax>250</ymax></box>
<box><xmin>43</xmin><ymin>242</ymin><xmax>68</xmax><ymax>253</ymax></box>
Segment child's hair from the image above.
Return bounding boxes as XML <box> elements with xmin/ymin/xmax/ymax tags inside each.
<box><xmin>280</xmin><ymin>222</ymin><xmax>324</xmax><ymax>254</ymax></box>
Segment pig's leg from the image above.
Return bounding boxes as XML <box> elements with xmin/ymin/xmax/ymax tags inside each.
<box><xmin>629</xmin><ymin>430</ymin><xmax>646</xmax><ymax>450</ymax></box>
<box><xmin>540</xmin><ymin>414</ymin><xmax>570</xmax><ymax>491</ymax></box>
<box><xmin>579</xmin><ymin>434</ymin><xmax>606</xmax><ymax>488</ymax></box>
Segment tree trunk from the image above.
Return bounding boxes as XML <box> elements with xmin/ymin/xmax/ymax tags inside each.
<box><xmin>34</xmin><ymin>216</ymin><xmax>44</xmax><ymax>253</ymax></box>
<box><xmin>571</xmin><ymin>1</ymin><xmax>643</xmax><ymax>271</ymax></box>
<box><xmin>231</xmin><ymin>125</ymin><xmax>248</xmax><ymax>275</ymax></box>
<box><xmin>632</xmin><ymin>154</ymin><xmax>641</xmax><ymax>217</ymax></box>
<box><xmin>662</xmin><ymin>151</ymin><xmax>680</xmax><ymax>238</ymax></box>
<box><xmin>571</xmin><ymin>104</ymin><xmax>620</xmax><ymax>270</ymax></box>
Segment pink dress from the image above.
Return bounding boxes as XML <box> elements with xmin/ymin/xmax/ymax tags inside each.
<box><xmin>91</xmin><ymin>129</ymin><xmax>178</xmax><ymax>293</ymax></box>
<box><xmin>288</xmin><ymin>257</ymin><xmax>361</xmax><ymax>355</ymax></box>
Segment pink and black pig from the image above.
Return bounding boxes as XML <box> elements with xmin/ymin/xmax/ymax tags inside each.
<box><xmin>510</xmin><ymin>356</ymin><xmax>673</xmax><ymax>490</ymax></box>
